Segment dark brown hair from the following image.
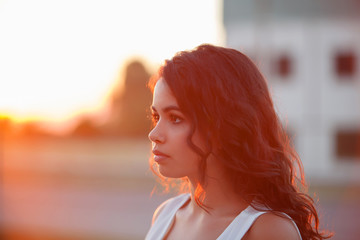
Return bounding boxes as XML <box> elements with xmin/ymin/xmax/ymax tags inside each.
<box><xmin>149</xmin><ymin>44</ymin><xmax>331</xmax><ymax>239</ymax></box>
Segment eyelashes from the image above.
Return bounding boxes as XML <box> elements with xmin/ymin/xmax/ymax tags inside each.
<box><xmin>169</xmin><ymin>114</ymin><xmax>183</xmax><ymax>124</ymax></box>
<box><xmin>151</xmin><ymin>112</ymin><xmax>160</xmax><ymax>124</ymax></box>
<box><xmin>150</xmin><ymin>112</ymin><xmax>183</xmax><ymax>125</ymax></box>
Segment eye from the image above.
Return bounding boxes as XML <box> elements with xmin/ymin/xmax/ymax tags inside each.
<box><xmin>169</xmin><ymin>114</ymin><xmax>183</xmax><ymax>124</ymax></box>
<box><xmin>151</xmin><ymin>112</ymin><xmax>159</xmax><ymax>124</ymax></box>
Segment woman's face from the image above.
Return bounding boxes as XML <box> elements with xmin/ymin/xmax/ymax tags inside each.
<box><xmin>148</xmin><ymin>78</ymin><xmax>203</xmax><ymax>179</ymax></box>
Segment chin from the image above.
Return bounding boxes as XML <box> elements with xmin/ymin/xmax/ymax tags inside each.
<box><xmin>158</xmin><ymin>166</ymin><xmax>185</xmax><ymax>179</ymax></box>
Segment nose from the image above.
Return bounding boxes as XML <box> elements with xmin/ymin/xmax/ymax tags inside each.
<box><xmin>148</xmin><ymin>124</ymin><xmax>165</xmax><ymax>144</ymax></box>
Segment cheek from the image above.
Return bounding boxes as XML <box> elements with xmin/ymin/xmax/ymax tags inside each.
<box><xmin>192</xmin><ymin>131</ymin><xmax>207</xmax><ymax>152</ymax></box>
<box><xmin>175</xmin><ymin>130</ymin><xmax>205</xmax><ymax>163</ymax></box>
<box><xmin>172</xmin><ymin>127</ymin><xmax>200</xmax><ymax>159</ymax></box>
<box><xmin>173</xmin><ymin>129</ymin><xmax>192</xmax><ymax>153</ymax></box>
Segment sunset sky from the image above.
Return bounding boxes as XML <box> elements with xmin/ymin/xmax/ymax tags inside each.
<box><xmin>0</xmin><ymin>0</ymin><xmax>224</xmax><ymax>130</ymax></box>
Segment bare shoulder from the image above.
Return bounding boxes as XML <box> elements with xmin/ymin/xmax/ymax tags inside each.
<box><xmin>151</xmin><ymin>194</ymin><xmax>191</xmax><ymax>225</ymax></box>
<box><xmin>151</xmin><ymin>199</ymin><xmax>170</xmax><ymax>224</ymax></box>
<box><xmin>245</xmin><ymin>212</ymin><xmax>301</xmax><ymax>240</ymax></box>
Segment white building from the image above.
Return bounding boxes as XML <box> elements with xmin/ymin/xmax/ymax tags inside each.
<box><xmin>223</xmin><ymin>0</ymin><xmax>360</xmax><ymax>185</ymax></box>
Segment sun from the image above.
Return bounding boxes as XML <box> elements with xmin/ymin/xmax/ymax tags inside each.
<box><xmin>0</xmin><ymin>0</ymin><xmax>224</xmax><ymax>131</ymax></box>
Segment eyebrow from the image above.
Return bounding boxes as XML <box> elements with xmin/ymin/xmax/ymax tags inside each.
<box><xmin>151</xmin><ymin>105</ymin><xmax>181</xmax><ymax>113</ymax></box>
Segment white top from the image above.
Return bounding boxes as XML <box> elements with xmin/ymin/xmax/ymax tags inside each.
<box><xmin>145</xmin><ymin>193</ymin><xmax>302</xmax><ymax>240</ymax></box>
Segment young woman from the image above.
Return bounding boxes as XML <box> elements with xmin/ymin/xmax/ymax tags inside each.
<box><xmin>145</xmin><ymin>44</ymin><xmax>331</xmax><ymax>240</ymax></box>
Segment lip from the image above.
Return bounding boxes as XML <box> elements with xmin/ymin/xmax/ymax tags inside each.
<box><xmin>152</xmin><ymin>150</ymin><xmax>170</xmax><ymax>163</ymax></box>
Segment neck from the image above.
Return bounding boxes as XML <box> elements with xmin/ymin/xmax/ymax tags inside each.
<box><xmin>187</xmin><ymin>162</ymin><xmax>248</xmax><ymax>216</ymax></box>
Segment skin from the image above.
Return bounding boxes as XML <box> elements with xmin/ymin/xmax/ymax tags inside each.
<box><xmin>148</xmin><ymin>78</ymin><xmax>203</xmax><ymax>179</ymax></box>
<box><xmin>149</xmin><ymin>79</ymin><xmax>301</xmax><ymax>240</ymax></box>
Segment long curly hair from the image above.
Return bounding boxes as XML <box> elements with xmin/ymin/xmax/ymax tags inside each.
<box><xmin>148</xmin><ymin>44</ymin><xmax>331</xmax><ymax>239</ymax></box>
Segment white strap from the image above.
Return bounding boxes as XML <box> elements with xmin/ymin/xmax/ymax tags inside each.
<box><xmin>218</xmin><ymin>205</ymin><xmax>266</xmax><ymax>239</ymax></box>
<box><xmin>217</xmin><ymin>206</ymin><xmax>302</xmax><ymax>240</ymax></box>
<box><xmin>145</xmin><ymin>194</ymin><xmax>190</xmax><ymax>240</ymax></box>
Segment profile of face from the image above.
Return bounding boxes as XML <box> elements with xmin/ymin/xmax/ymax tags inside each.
<box><xmin>148</xmin><ymin>78</ymin><xmax>204</xmax><ymax>179</ymax></box>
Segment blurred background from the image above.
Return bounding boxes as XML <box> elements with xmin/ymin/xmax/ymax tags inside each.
<box><xmin>0</xmin><ymin>0</ymin><xmax>359</xmax><ymax>239</ymax></box>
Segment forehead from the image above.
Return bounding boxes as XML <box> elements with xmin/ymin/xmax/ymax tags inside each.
<box><xmin>152</xmin><ymin>78</ymin><xmax>178</xmax><ymax>107</ymax></box>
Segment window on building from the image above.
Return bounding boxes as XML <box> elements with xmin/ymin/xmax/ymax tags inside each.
<box><xmin>335</xmin><ymin>51</ymin><xmax>357</xmax><ymax>78</ymax></box>
<box><xmin>272</xmin><ymin>54</ymin><xmax>292</xmax><ymax>79</ymax></box>
<box><xmin>336</xmin><ymin>129</ymin><xmax>360</xmax><ymax>160</ymax></box>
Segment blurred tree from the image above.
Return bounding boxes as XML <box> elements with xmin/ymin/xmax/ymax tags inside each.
<box><xmin>0</xmin><ymin>117</ymin><xmax>12</xmax><ymax>139</ymax></box>
<box><xmin>16</xmin><ymin>121</ymin><xmax>51</xmax><ymax>139</ymax></box>
<box><xmin>71</xmin><ymin>117</ymin><xmax>102</xmax><ymax>138</ymax></box>
<box><xmin>108</xmin><ymin>60</ymin><xmax>152</xmax><ymax>137</ymax></box>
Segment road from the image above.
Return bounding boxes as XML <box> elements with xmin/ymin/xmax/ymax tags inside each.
<box><xmin>1</xmin><ymin>180</ymin><xmax>168</xmax><ymax>240</ymax></box>
<box><xmin>1</xmin><ymin>138</ymin><xmax>359</xmax><ymax>239</ymax></box>
<box><xmin>1</xmin><ymin>180</ymin><xmax>359</xmax><ymax>240</ymax></box>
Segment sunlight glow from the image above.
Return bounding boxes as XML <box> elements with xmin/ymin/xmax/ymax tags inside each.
<box><xmin>0</xmin><ymin>0</ymin><xmax>224</xmax><ymax>125</ymax></box>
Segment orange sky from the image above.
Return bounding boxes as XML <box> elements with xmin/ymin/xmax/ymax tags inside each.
<box><xmin>0</xmin><ymin>0</ymin><xmax>224</xmax><ymax>132</ymax></box>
